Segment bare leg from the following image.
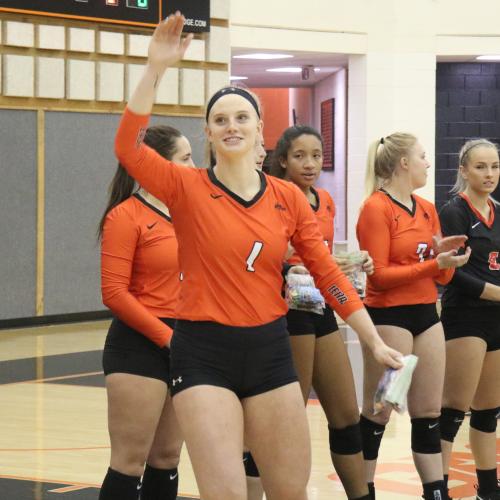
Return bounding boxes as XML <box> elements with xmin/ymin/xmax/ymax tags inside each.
<box><xmin>244</xmin><ymin>382</ymin><xmax>310</xmax><ymax>500</ymax></box>
<box><xmin>173</xmin><ymin>385</ymin><xmax>246</xmax><ymax>500</ymax></box>
<box><xmin>313</xmin><ymin>331</ymin><xmax>368</xmax><ymax>498</ymax></box>
<box><xmin>289</xmin><ymin>334</ymin><xmax>316</xmax><ymax>404</ymax></box>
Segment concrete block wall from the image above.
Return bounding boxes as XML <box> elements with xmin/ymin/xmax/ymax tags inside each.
<box><xmin>435</xmin><ymin>63</ymin><xmax>500</xmax><ymax>209</ymax></box>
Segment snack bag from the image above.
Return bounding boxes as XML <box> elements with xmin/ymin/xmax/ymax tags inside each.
<box><xmin>335</xmin><ymin>250</ymin><xmax>366</xmax><ymax>297</ymax></box>
<box><xmin>285</xmin><ymin>273</ymin><xmax>325</xmax><ymax>315</ymax></box>
<box><xmin>373</xmin><ymin>354</ymin><xmax>418</xmax><ymax>414</ymax></box>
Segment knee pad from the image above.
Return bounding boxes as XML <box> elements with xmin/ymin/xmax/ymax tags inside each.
<box><xmin>328</xmin><ymin>422</ymin><xmax>362</xmax><ymax>455</ymax></box>
<box><xmin>440</xmin><ymin>407</ymin><xmax>465</xmax><ymax>442</ymax></box>
<box><xmin>470</xmin><ymin>407</ymin><xmax>499</xmax><ymax>433</ymax></box>
<box><xmin>360</xmin><ymin>414</ymin><xmax>386</xmax><ymax>460</ymax></box>
<box><xmin>243</xmin><ymin>451</ymin><xmax>260</xmax><ymax>477</ymax></box>
<box><xmin>411</xmin><ymin>417</ymin><xmax>441</xmax><ymax>454</ymax></box>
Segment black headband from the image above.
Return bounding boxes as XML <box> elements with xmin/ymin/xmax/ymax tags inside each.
<box><xmin>205</xmin><ymin>87</ymin><xmax>261</xmax><ymax>122</ymax></box>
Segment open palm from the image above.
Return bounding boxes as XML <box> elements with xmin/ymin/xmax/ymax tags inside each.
<box><xmin>148</xmin><ymin>12</ymin><xmax>193</xmax><ymax>72</ymax></box>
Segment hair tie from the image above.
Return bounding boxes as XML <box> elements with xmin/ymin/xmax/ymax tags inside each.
<box><xmin>206</xmin><ymin>87</ymin><xmax>260</xmax><ymax>122</ymax></box>
<box><xmin>380</xmin><ymin>137</ymin><xmax>385</xmax><ymax>145</ymax></box>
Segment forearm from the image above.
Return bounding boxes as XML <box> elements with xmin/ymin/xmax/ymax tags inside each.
<box><xmin>480</xmin><ymin>282</ymin><xmax>500</xmax><ymax>302</ymax></box>
<box><xmin>128</xmin><ymin>64</ymin><xmax>167</xmax><ymax>115</ymax></box>
<box><xmin>370</xmin><ymin>259</ymin><xmax>439</xmax><ymax>290</ymax></box>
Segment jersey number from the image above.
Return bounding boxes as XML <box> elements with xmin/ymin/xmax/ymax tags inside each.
<box><xmin>416</xmin><ymin>243</ymin><xmax>428</xmax><ymax>263</ymax></box>
<box><xmin>488</xmin><ymin>252</ymin><xmax>500</xmax><ymax>271</ymax></box>
<box><xmin>246</xmin><ymin>241</ymin><xmax>264</xmax><ymax>272</ymax></box>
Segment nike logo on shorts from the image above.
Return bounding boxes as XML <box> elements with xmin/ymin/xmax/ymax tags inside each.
<box><xmin>454</xmin><ymin>417</ymin><xmax>464</xmax><ymax>423</ymax></box>
<box><xmin>472</xmin><ymin>221</ymin><xmax>481</xmax><ymax>229</ymax></box>
<box><xmin>373</xmin><ymin>430</ymin><xmax>384</xmax><ymax>435</ymax></box>
<box><xmin>169</xmin><ymin>472</ymin><xmax>178</xmax><ymax>480</ymax></box>
<box><xmin>428</xmin><ymin>423</ymin><xmax>439</xmax><ymax>429</ymax></box>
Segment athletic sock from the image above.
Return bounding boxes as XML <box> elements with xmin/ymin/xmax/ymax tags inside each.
<box><xmin>98</xmin><ymin>467</ymin><xmax>141</xmax><ymax>500</ymax></box>
<box><xmin>422</xmin><ymin>479</ymin><xmax>447</xmax><ymax>500</ymax></box>
<box><xmin>476</xmin><ymin>469</ymin><xmax>498</xmax><ymax>496</ymax></box>
<box><xmin>368</xmin><ymin>481</ymin><xmax>375</xmax><ymax>500</ymax></box>
<box><xmin>141</xmin><ymin>464</ymin><xmax>178</xmax><ymax>500</ymax></box>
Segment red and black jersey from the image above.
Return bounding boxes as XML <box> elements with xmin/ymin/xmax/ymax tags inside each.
<box><xmin>439</xmin><ymin>193</ymin><xmax>500</xmax><ymax>308</ymax></box>
<box><xmin>101</xmin><ymin>193</ymin><xmax>180</xmax><ymax>347</ymax></box>
<box><xmin>288</xmin><ymin>187</ymin><xmax>335</xmax><ymax>265</ymax></box>
<box><xmin>114</xmin><ymin>108</ymin><xmax>363</xmax><ymax>326</ymax></box>
<box><xmin>356</xmin><ymin>189</ymin><xmax>454</xmax><ymax>308</ymax></box>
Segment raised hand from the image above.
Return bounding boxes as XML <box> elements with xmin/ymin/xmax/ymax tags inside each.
<box><xmin>148</xmin><ymin>12</ymin><xmax>193</xmax><ymax>73</ymax></box>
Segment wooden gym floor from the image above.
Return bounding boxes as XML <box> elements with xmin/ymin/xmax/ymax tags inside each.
<box><xmin>0</xmin><ymin>320</ymin><xmax>498</xmax><ymax>499</ymax></box>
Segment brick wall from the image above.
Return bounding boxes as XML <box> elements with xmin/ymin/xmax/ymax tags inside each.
<box><xmin>435</xmin><ymin>63</ymin><xmax>500</xmax><ymax>209</ymax></box>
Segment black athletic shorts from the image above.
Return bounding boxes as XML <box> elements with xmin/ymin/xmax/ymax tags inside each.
<box><xmin>365</xmin><ymin>303</ymin><xmax>440</xmax><ymax>337</ymax></box>
<box><xmin>441</xmin><ymin>306</ymin><xmax>500</xmax><ymax>352</ymax></box>
<box><xmin>169</xmin><ymin>316</ymin><xmax>298</xmax><ymax>398</ymax></box>
<box><xmin>102</xmin><ymin>317</ymin><xmax>176</xmax><ymax>384</ymax></box>
<box><xmin>286</xmin><ymin>304</ymin><xmax>339</xmax><ymax>338</ymax></box>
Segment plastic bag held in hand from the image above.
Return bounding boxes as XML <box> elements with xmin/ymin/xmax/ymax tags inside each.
<box><xmin>373</xmin><ymin>354</ymin><xmax>418</xmax><ymax>414</ymax></box>
<box><xmin>335</xmin><ymin>250</ymin><xmax>366</xmax><ymax>297</ymax></box>
<box><xmin>285</xmin><ymin>273</ymin><xmax>325</xmax><ymax>315</ymax></box>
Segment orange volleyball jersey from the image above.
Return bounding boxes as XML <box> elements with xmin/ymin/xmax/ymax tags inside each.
<box><xmin>356</xmin><ymin>190</ymin><xmax>454</xmax><ymax>308</ymax></box>
<box><xmin>288</xmin><ymin>187</ymin><xmax>335</xmax><ymax>265</ymax></box>
<box><xmin>101</xmin><ymin>193</ymin><xmax>180</xmax><ymax>346</ymax></box>
<box><xmin>115</xmin><ymin>108</ymin><xmax>363</xmax><ymax>326</ymax></box>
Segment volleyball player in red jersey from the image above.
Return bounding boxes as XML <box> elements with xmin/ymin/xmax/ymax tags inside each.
<box><xmin>115</xmin><ymin>14</ymin><xmax>402</xmax><ymax>500</ymax></box>
<box><xmin>267</xmin><ymin>125</ymin><xmax>374</xmax><ymax>500</ymax></box>
<box><xmin>98</xmin><ymin>125</ymin><xmax>194</xmax><ymax>500</ymax></box>
<box><xmin>438</xmin><ymin>139</ymin><xmax>500</xmax><ymax>500</ymax></box>
<box><xmin>356</xmin><ymin>133</ymin><xmax>470</xmax><ymax>500</ymax></box>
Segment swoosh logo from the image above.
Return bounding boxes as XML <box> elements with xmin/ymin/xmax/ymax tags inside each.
<box><xmin>428</xmin><ymin>423</ymin><xmax>439</xmax><ymax>429</ymax></box>
<box><xmin>374</xmin><ymin>430</ymin><xmax>384</xmax><ymax>435</ymax></box>
<box><xmin>472</xmin><ymin>221</ymin><xmax>481</xmax><ymax>229</ymax></box>
<box><xmin>147</xmin><ymin>222</ymin><xmax>157</xmax><ymax>230</ymax></box>
<box><xmin>210</xmin><ymin>193</ymin><xmax>223</xmax><ymax>199</ymax></box>
<box><xmin>169</xmin><ymin>472</ymin><xmax>178</xmax><ymax>480</ymax></box>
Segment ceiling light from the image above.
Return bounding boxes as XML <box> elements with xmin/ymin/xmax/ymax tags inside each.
<box><xmin>476</xmin><ymin>55</ymin><xmax>500</xmax><ymax>61</ymax></box>
<box><xmin>266</xmin><ymin>67</ymin><xmax>302</xmax><ymax>73</ymax></box>
<box><xmin>233</xmin><ymin>53</ymin><xmax>293</xmax><ymax>60</ymax></box>
<box><xmin>230</xmin><ymin>76</ymin><xmax>248</xmax><ymax>80</ymax></box>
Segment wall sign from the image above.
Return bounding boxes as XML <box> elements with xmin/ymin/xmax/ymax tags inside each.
<box><xmin>0</xmin><ymin>0</ymin><xmax>210</xmax><ymax>31</ymax></box>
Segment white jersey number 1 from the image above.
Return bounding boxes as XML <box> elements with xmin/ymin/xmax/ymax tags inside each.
<box><xmin>246</xmin><ymin>241</ymin><xmax>264</xmax><ymax>272</ymax></box>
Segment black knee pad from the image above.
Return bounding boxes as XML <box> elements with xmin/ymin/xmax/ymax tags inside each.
<box><xmin>328</xmin><ymin>422</ymin><xmax>363</xmax><ymax>455</ymax></box>
<box><xmin>243</xmin><ymin>451</ymin><xmax>260</xmax><ymax>477</ymax></box>
<box><xmin>411</xmin><ymin>417</ymin><xmax>441</xmax><ymax>454</ymax></box>
<box><xmin>440</xmin><ymin>407</ymin><xmax>465</xmax><ymax>442</ymax></box>
<box><xmin>470</xmin><ymin>407</ymin><xmax>499</xmax><ymax>433</ymax></box>
<box><xmin>360</xmin><ymin>414</ymin><xmax>386</xmax><ymax>460</ymax></box>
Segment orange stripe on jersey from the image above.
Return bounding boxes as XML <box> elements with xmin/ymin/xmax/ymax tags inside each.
<box><xmin>356</xmin><ymin>190</ymin><xmax>454</xmax><ymax>308</ymax></box>
<box><xmin>115</xmin><ymin>108</ymin><xmax>364</xmax><ymax>326</ymax></box>
<box><xmin>459</xmin><ymin>192</ymin><xmax>495</xmax><ymax>228</ymax></box>
<box><xmin>288</xmin><ymin>187</ymin><xmax>335</xmax><ymax>265</ymax></box>
<box><xmin>101</xmin><ymin>194</ymin><xmax>179</xmax><ymax>346</ymax></box>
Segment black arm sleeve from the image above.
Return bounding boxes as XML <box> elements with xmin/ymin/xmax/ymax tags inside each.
<box><xmin>439</xmin><ymin>201</ymin><xmax>486</xmax><ymax>298</ymax></box>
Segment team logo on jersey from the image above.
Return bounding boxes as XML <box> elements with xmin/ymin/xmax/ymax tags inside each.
<box><xmin>488</xmin><ymin>251</ymin><xmax>500</xmax><ymax>270</ymax></box>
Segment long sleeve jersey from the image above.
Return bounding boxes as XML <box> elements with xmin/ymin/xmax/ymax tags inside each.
<box><xmin>356</xmin><ymin>190</ymin><xmax>454</xmax><ymax>308</ymax></box>
<box><xmin>101</xmin><ymin>193</ymin><xmax>180</xmax><ymax>346</ymax></box>
<box><xmin>288</xmin><ymin>186</ymin><xmax>335</xmax><ymax>265</ymax></box>
<box><xmin>114</xmin><ymin>108</ymin><xmax>363</xmax><ymax>326</ymax></box>
<box><xmin>439</xmin><ymin>192</ymin><xmax>500</xmax><ymax>308</ymax></box>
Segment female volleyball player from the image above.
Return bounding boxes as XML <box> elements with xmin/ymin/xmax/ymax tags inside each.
<box><xmin>439</xmin><ymin>139</ymin><xmax>500</xmax><ymax>500</ymax></box>
<box><xmin>99</xmin><ymin>125</ymin><xmax>194</xmax><ymax>500</ymax></box>
<box><xmin>356</xmin><ymin>133</ymin><xmax>470</xmax><ymax>500</ymax></box>
<box><xmin>115</xmin><ymin>13</ymin><xmax>402</xmax><ymax>500</ymax></box>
